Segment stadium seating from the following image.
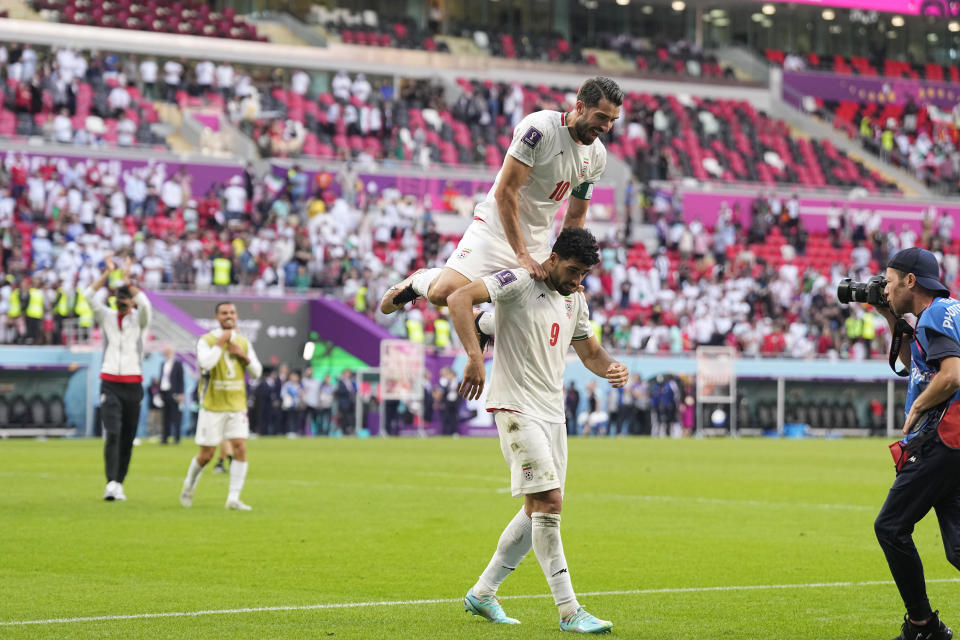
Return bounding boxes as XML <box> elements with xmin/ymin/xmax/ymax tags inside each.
<box><xmin>232</xmin><ymin>74</ymin><xmax>896</xmax><ymax>191</ymax></box>
<box><xmin>766</xmin><ymin>48</ymin><xmax>960</xmax><ymax>83</ymax></box>
<box><xmin>811</xmin><ymin>97</ymin><xmax>959</xmax><ymax>192</ymax></box>
<box><xmin>2</xmin><ymin>70</ymin><xmax>165</xmax><ymax>148</ymax></box>
<box><xmin>28</xmin><ymin>0</ymin><xmax>268</xmax><ymax>41</ymax></box>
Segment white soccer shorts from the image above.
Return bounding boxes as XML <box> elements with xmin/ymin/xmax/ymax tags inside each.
<box><xmin>493</xmin><ymin>410</ymin><xmax>567</xmax><ymax>498</ymax></box>
<box><xmin>195</xmin><ymin>410</ymin><xmax>249</xmax><ymax>446</ymax></box>
<box><xmin>444</xmin><ymin>219</ymin><xmax>551</xmax><ymax>281</ymax></box>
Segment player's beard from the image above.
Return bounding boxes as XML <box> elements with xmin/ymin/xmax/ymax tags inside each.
<box><xmin>572</xmin><ymin>119</ymin><xmax>596</xmax><ymax>144</ymax></box>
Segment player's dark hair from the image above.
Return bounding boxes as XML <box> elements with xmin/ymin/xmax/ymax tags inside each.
<box><xmin>115</xmin><ymin>285</ymin><xmax>133</xmax><ymax>300</ymax></box>
<box><xmin>577</xmin><ymin>77</ymin><xmax>623</xmax><ymax>108</ymax></box>
<box><xmin>215</xmin><ymin>301</ymin><xmax>233</xmax><ymax>313</ymax></box>
<box><xmin>552</xmin><ymin>227</ymin><xmax>600</xmax><ymax>266</ymax></box>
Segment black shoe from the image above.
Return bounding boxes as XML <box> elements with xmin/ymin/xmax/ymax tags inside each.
<box><xmin>894</xmin><ymin>612</ymin><xmax>954</xmax><ymax>640</ymax></box>
<box><xmin>380</xmin><ymin>269</ymin><xmax>425</xmax><ymax>314</ymax></box>
<box><xmin>213</xmin><ymin>461</ymin><xmax>226</xmax><ymax>474</ymax></box>
<box><xmin>474</xmin><ymin>310</ymin><xmax>492</xmax><ymax>354</ymax></box>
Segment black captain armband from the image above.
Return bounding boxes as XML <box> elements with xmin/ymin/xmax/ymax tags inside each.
<box><xmin>571</xmin><ymin>182</ymin><xmax>594</xmax><ymax>200</ymax></box>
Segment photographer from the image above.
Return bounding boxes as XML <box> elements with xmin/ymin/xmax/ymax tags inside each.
<box><xmin>85</xmin><ymin>254</ymin><xmax>152</xmax><ymax>502</ymax></box>
<box><xmin>864</xmin><ymin>248</ymin><xmax>960</xmax><ymax>640</ymax></box>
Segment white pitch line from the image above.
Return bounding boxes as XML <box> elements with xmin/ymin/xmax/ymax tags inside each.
<box><xmin>4</xmin><ymin>578</ymin><xmax>960</xmax><ymax>627</ymax></box>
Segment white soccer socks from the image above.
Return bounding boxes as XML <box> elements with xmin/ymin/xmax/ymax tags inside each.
<box><xmin>531</xmin><ymin>512</ymin><xmax>580</xmax><ymax>619</ymax></box>
<box><xmin>227</xmin><ymin>460</ymin><xmax>248</xmax><ymax>504</ymax></box>
<box><xmin>185</xmin><ymin>456</ymin><xmax>206</xmax><ymax>489</ymax></box>
<box><xmin>473</xmin><ymin>508</ymin><xmax>533</xmax><ymax>597</ymax></box>
<box><xmin>411</xmin><ymin>268</ymin><xmax>443</xmax><ymax>298</ymax></box>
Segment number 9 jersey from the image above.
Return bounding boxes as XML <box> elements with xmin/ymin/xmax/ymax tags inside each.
<box><xmin>481</xmin><ymin>268</ymin><xmax>593</xmax><ymax>424</ymax></box>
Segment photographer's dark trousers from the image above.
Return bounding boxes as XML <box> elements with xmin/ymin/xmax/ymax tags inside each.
<box><xmin>875</xmin><ymin>435</ymin><xmax>960</xmax><ymax>621</ymax></box>
<box><xmin>100</xmin><ymin>380</ymin><xmax>144</xmax><ymax>483</ymax></box>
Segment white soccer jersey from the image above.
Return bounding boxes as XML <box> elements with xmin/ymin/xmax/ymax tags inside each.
<box><xmin>482</xmin><ymin>268</ymin><xmax>593</xmax><ymax>423</ymax></box>
<box><xmin>474</xmin><ymin>110</ymin><xmax>607</xmax><ymax>254</ymax></box>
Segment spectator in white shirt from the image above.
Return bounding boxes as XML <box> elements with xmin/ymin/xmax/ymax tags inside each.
<box><xmin>109</xmin><ymin>189</ymin><xmax>127</xmax><ymax>219</ymax></box>
<box><xmin>20</xmin><ymin>45</ymin><xmax>37</xmax><ymax>81</ymax></box>
<box><xmin>116</xmin><ymin>113</ymin><xmax>136</xmax><ymax>147</ymax></box>
<box><xmin>291</xmin><ymin>70</ymin><xmax>310</xmax><ymax>97</ymax></box>
<box><xmin>123</xmin><ymin>168</ymin><xmax>146</xmax><ymax>216</ymax></box>
<box><xmin>53</xmin><ymin>107</ymin><xmax>73</xmax><ymax>144</ymax></box>
<box><xmin>215</xmin><ymin>62</ymin><xmax>234</xmax><ymax>100</ymax></box>
<box><xmin>194</xmin><ymin>59</ymin><xmax>215</xmax><ymax>94</ymax></box>
<box><xmin>108</xmin><ymin>85</ymin><xmax>131</xmax><ymax>118</ymax></box>
<box><xmin>141</xmin><ymin>245</ymin><xmax>165</xmax><ymax>288</ymax></box>
<box><xmin>332</xmin><ymin>70</ymin><xmax>351</xmax><ymax>102</ymax></box>
<box><xmin>139</xmin><ymin>56</ymin><xmax>158</xmax><ymax>99</ymax></box>
<box><xmin>351</xmin><ymin>73</ymin><xmax>372</xmax><ymax>103</ymax></box>
<box><xmin>223</xmin><ymin>175</ymin><xmax>246</xmax><ymax>224</ymax></box>
<box><xmin>163</xmin><ymin>59</ymin><xmax>183</xmax><ymax>103</ymax></box>
<box><xmin>938</xmin><ymin>211</ymin><xmax>954</xmax><ymax>242</ymax></box>
<box><xmin>161</xmin><ymin>178</ymin><xmax>183</xmax><ymax>214</ymax></box>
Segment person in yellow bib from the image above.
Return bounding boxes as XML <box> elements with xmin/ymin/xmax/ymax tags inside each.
<box><xmin>180</xmin><ymin>302</ymin><xmax>262</xmax><ymax>511</ymax></box>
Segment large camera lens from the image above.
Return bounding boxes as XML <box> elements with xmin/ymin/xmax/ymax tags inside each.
<box><xmin>837</xmin><ymin>278</ymin><xmax>861</xmax><ymax>304</ymax></box>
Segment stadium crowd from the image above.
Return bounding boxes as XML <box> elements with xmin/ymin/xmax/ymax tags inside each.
<box><xmin>1</xmin><ymin>141</ymin><xmax>955</xmax><ymax>366</ymax></box>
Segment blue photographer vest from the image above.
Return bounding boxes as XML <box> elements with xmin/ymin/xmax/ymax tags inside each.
<box><xmin>905</xmin><ymin>296</ymin><xmax>960</xmax><ymax>447</ymax></box>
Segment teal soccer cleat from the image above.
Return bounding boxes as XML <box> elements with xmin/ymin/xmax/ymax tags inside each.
<box><xmin>463</xmin><ymin>589</ymin><xmax>520</xmax><ymax>624</ymax></box>
<box><xmin>560</xmin><ymin>607</ymin><xmax>613</xmax><ymax>634</ymax></box>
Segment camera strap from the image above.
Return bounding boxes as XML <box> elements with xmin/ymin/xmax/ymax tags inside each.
<box><xmin>889</xmin><ymin>318</ymin><xmax>914</xmax><ymax>377</ymax></box>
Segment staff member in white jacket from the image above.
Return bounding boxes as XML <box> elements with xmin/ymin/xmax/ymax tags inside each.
<box><xmin>85</xmin><ymin>254</ymin><xmax>152</xmax><ymax>502</ymax></box>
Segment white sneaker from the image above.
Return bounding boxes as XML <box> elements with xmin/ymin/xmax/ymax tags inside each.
<box><xmin>225</xmin><ymin>498</ymin><xmax>252</xmax><ymax>511</ymax></box>
<box><xmin>113</xmin><ymin>483</ymin><xmax>126</xmax><ymax>501</ymax></box>
<box><xmin>180</xmin><ymin>482</ymin><xmax>194</xmax><ymax>508</ymax></box>
<box><xmin>103</xmin><ymin>481</ymin><xmax>117</xmax><ymax>501</ymax></box>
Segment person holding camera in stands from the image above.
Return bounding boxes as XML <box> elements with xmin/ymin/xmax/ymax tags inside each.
<box><xmin>845</xmin><ymin>247</ymin><xmax>960</xmax><ymax>640</ymax></box>
<box><xmin>85</xmin><ymin>253</ymin><xmax>152</xmax><ymax>502</ymax></box>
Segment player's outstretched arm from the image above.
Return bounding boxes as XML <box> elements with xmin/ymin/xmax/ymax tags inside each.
<box><xmin>563</xmin><ymin>195</ymin><xmax>589</xmax><ymax>229</ymax></box>
<box><xmin>447</xmin><ymin>279</ymin><xmax>492</xmax><ymax>400</ymax></box>
<box><xmin>572</xmin><ymin>335</ymin><xmax>629</xmax><ymax>388</ymax></box>
<box><xmin>494</xmin><ymin>156</ymin><xmax>545</xmax><ymax>280</ymax></box>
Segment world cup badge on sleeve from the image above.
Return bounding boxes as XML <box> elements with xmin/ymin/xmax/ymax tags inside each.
<box><xmin>495</xmin><ymin>270</ymin><xmax>517</xmax><ymax>287</ymax></box>
<box><xmin>521</xmin><ymin>126</ymin><xmax>543</xmax><ymax>148</ymax></box>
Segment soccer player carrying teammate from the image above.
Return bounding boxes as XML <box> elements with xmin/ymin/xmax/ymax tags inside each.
<box><xmin>448</xmin><ymin>227</ymin><xmax>629</xmax><ymax>633</ymax></box>
<box><xmin>380</xmin><ymin>77</ymin><xmax>622</xmax><ymax>346</ymax></box>
<box><xmin>180</xmin><ymin>302</ymin><xmax>262</xmax><ymax>511</ymax></box>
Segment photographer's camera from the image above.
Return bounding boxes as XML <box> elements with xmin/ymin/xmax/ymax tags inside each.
<box><xmin>837</xmin><ymin>276</ymin><xmax>888</xmax><ymax>308</ymax></box>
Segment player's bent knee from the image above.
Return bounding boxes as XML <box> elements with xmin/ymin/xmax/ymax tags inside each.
<box><xmin>427</xmin><ymin>272</ymin><xmax>469</xmax><ymax>307</ymax></box>
<box><xmin>427</xmin><ymin>281</ymin><xmax>457</xmax><ymax>306</ymax></box>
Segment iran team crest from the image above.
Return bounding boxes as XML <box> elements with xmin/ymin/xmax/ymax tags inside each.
<box><xmin>579</xmin><ymin>157</ymin><xmax>590</xmax><ymax>179</ymax></box>
<box><xmin>564</xmin><ymin>296</ymin><xmax>573</xmax><ymax>319</ymax></box>
<box><xmin>522</xmin><ymin>463</ymin><xmax>534</xmax><ymax>482</ymax></box>
<box><xmin>455</xmin><ymin>248</ymin><xmax>472</xmax><ymax>260</ymax></box>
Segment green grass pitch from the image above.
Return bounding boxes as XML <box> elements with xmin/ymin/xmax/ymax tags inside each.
<box><xmin>1</xmin><ymin>436</ymin><xmax>958</xmax><ymax>639</ymax></box>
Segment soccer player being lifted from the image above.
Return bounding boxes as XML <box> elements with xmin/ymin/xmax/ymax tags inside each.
<box><xmin>380</xmin><ymin>76</ymin><xmax>622</xmax><ymax>349</ymax></box>
<box><xmin>448</xmin><ymin>227</ymin><xmax>629</xmax><ymax>633</ymax></box>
